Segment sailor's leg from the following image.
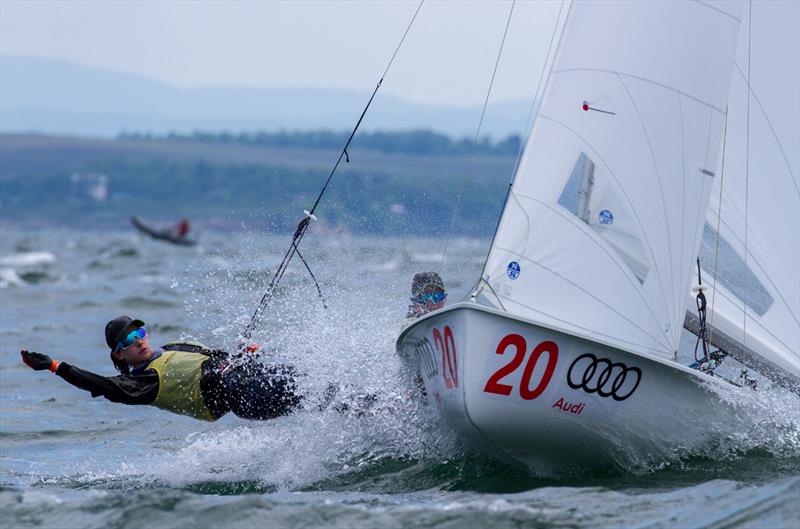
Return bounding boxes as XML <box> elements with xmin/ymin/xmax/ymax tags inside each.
<box><xmin>223</xmin><ymin>364</ymin><xmax>302</xmax><ymax>420</ymax></box>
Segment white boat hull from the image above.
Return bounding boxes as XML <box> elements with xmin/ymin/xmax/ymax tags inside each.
<box><xmin>397</xmin><ymin>302</ymin><xmax>747</xmax><ymax>473</ymax></box>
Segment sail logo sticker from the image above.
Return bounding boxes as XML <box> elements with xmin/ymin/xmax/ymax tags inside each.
<box><xmin>506</xmin><ymin>261</ymin><xmax>521</xmax><ymax>280</ymax></box>
<box><xmin>598</xmin><ymin>210</ymin><xmax>614</xmax><ymax>225</ymax></box>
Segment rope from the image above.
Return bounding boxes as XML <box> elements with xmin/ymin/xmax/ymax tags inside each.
<box><xmin>694</xmin><ymin>258</ymin><xmax>710</xmax><ymax>362</ymax></box>
<box><xmin>438</xmin><ymin>0</ymin><xmax>516</xmax><ymax>273</ymax></box>
<box><xmin>239</xmin><ymin>0</ymin><xmax>425</xmax><ymax>344</ymax></box>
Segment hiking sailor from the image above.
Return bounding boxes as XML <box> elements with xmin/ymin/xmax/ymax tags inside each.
<box><xmin>20</xmin><ymin>316</ymin><xmax>300</xmax><ymax>421</ymax></box>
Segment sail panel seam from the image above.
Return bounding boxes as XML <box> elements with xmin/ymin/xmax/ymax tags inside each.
<box><xmin>491</xmin><ymin>250</ymin><xmax>671</xmax><ymax>355</ymax></box>
<box><xmin>551</xmin><ymin>68</ymin><xmax>726</xmax><ymax>114</ymax></box>
<box><xmin>732</xmin><ymin>63</ymin><xmax>799</xmax><ymax>196</ymax></box>
<box><xmin>693</xmin><ymin>0</ymin><xmax>742</xmax><ymax>23</ymax></box>
<box><xmin>617</xmin><ymin>73</ymin><xmax>677</xmax><ymax>339</ymax></box>
<box><xmin>512</xmin><ymin>193</ymin><xmax>668</xmax><ymax>340</ymax></box>
<box><xmin>499</xmin><ymin>294</ymin><xmax>670</xmax><ymax>357</ymax></box>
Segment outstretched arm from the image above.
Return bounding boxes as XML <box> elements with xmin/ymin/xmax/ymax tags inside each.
<box><xmin>20</xmin><ymin>350</ymin><xmax>158</xmax><ymax>405</ymax></box>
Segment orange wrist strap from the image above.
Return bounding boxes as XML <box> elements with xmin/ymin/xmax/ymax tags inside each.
<box><xmin>49</xmin><ymin>360</ymin><xmax>60</xmax><ymax>373</ymax></box>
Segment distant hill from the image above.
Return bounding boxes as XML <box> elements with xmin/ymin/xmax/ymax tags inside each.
<box><xmin>0</xmin><ymin>55</ymin><xmax>533</xmax><ymax>138</ymax></box>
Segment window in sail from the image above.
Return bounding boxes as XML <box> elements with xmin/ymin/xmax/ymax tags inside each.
<box><xmin>699</xmin><ymin>223</ymin><xmax>773</xmax><ymax>316</ymax></box>
<box><xmin>557</xmin><ymin>153</ymin><xmax>650</xmax><ymax>284</ymax></box>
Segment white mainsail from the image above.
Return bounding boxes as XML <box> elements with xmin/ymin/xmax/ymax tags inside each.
<box><xmin>696</xmin><ymin>0</ymin><xmax>800</xmax><ymax>381</ymax></box>
<box><xmin>481</xmin><ymin>0</ymin><xmax>743</xmax><ymax>360</ymax></box>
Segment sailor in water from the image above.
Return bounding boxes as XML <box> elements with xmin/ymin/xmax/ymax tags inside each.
<box><xmin>20</xmin><ymin>316</ymin><xmax>301</xmax><ymax>421</ymax></box>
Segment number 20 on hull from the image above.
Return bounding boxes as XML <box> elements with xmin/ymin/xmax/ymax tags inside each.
<box><xmin>432</xmin><ymin>326</ymin><xmax>458</xmax><ymax>389</ymax></box>
<box><xmin>484</xmin><ymin>334</ymin><xmax>559</xmax><ymax>400</ymax></box>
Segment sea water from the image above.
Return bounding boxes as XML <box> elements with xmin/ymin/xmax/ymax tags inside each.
<box><xmin>1</xmin><ymin>226</ymin><xmax>798</xmax><ymax>529</ymax></box>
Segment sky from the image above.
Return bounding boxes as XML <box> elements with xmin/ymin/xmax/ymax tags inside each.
<box><xmin>0</xmin><ymin>0</ymin><xmax>564</xmax><ymax>107</ymax></box>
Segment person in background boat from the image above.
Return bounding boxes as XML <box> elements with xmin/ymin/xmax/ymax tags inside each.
<box><xmin>19</xmin><ymin>316</ymin><xmax>301</xmax><ymax>422</ymax></box>
<box><xmin>406</xmin><ymin>271</ymin><xmax>447</xmax><ymax>319</ymax></box>
<box><xmin>175</xmin><ymin>218</ymin><xmax>190</xmax><ymax>238</ymax></box>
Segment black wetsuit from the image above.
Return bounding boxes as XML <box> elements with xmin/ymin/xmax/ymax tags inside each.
<box><xmin>54</xmin><ymin>347</ymin><xmax>301</xmax><ymax>420</ymax></box>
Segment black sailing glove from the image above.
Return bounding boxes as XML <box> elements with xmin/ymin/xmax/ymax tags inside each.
<box><xmin>21</xmin><ymin>350</ymin><xmax>58</xmax><ymax>372</ymax></box>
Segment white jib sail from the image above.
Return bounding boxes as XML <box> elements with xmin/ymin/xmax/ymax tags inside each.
<box><xmin>481</xmin><ymin>0</ymin><xmax>743</xmax><ymax>360</ymax></box>
<box><xmin>698</xmin><ymin>0</ymin><xmax>800</xmax><ymax>378</ymax></box>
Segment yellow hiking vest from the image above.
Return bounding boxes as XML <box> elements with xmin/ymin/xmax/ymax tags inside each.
<box><xmin>146</xmin><ymin>341</ymin><xmax>217</xmax><ymax>422</ymax></box>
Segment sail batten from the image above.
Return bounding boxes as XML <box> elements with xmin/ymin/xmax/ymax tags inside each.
<box><xmin>481</xmin><ymin>0</ymin><xmax>743</xmax><ymax>360</ymax></box>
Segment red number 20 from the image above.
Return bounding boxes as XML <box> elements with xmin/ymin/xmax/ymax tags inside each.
<box><xmin>433</xmin><ymin>326</ymin><xmax>458</xmax><ymax>389</ymax></box>
<box><xmin>483</xmin><ymin>334</ymin><xmax>558</xmax><ymax>400</ymax></box>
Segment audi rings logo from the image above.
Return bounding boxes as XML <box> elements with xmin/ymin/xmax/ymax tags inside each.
<box><xmin>567</xmin><ymin>353</ymin><xmax>642</xmax><ymax>401</ymax></box>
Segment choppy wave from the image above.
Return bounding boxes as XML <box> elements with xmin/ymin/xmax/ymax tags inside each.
<box><xmin>0</xmin><ymin>267</ymin><xmax>26</xmax><ymax>288</ymax></box>
<box><xmin>0</xmin><ymin>251</ymin><xmax>56</xmax><ymax>267</ymax></box>
<box><xmin>4</xmin><ymin>470</ymin><xmax>798</xmax><ymax>529</ymax></box>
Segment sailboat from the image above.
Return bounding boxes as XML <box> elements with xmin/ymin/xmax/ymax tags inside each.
<box><xmin>396</xmin><ymin>0</ymin><xmax>798</xmax><ymax>472</ymax></box>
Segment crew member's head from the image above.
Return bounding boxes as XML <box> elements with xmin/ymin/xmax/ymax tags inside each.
<box><xmin>106</xmin><ymin>316</ymin><xmax>152</xmax><ymax>374</ymax></box>
<box><xmin>407</xmin><ymin>272</ymin><xmax>447</xmax><ymax>318</ymax></box>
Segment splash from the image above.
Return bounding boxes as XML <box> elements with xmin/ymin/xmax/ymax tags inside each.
<box><xmin>700</xmin><ymin>379</ymin><xmax>800</xmax><ymax>458</ymax></box>
<box><xmin>104</xmin><ymin>232</ymin><xmax>464</xmax><ymax>490</ymax></box>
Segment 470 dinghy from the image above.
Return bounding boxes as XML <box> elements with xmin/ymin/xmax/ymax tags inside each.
<box><xmin>397</xmin><ymin>0</ymin><xmax>799</xmax><ymax>472</ymax></box>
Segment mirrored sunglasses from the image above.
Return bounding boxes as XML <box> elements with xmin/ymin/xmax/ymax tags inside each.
<box><xmin>411</xmin><ymin>291</ymin><xmax>446</xmax><ymax>305</ymax></box>
<box><xmin>115</xmin><ymin>327</ymin><xmax>147</xmax><ymax>351</ymax></box>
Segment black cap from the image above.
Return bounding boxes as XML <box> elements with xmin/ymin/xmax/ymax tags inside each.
<box><xmin>411</xmin><ymin>272</ymin><xmax>445</xmax><ymax>297</ymax></box>
<box><xmin>105</xmin><ymin>316</ymin><xmax>145</xmax><ymax>349</ymax></box>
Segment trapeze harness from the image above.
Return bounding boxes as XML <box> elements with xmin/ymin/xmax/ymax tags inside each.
<box><xmin>139</xmin><ymin>341</ymin><xmax>300</xmax><ymax>422</ymax></box>
<box><xmin>144</xmin><ymin>341</ymin><xmax>218</xmax><ymax>421</ymax></box>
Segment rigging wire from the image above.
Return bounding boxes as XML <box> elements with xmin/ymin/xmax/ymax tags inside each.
<box><xmin>438</xmin><ymin>0</ymin><xmax>517</xmax><ymax>274</ymax></box>
<box><xmin>742</xmin><ymin>0</ymin><xmax>752</xmax><ymax>347</ymax></box>
<box><xmin>472</xmin><ymin>0</ymin><xmax>568</xmax><ymax>301</ymax></box>
<box><xmin>708</xmin><ymin>103</ymin><xmax>730</xmax><ymax>345</ymax></box>
<box><xmin>239</xmin><ymin>0</ymin><xmax>425</xmax><ymax>345</ymax></box>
